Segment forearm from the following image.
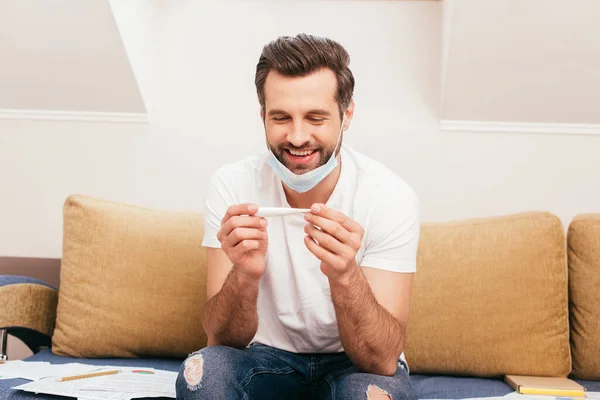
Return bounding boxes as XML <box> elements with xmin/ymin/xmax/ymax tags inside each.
<box><xmin>330</xmin><ymin>267</ymin><xmax>405</xmax><ymax>376</ymax></box>
<box><xmin>203</xmin><ymin>267</ymin><xmax>259</xmax><ymax>348</ymax></box>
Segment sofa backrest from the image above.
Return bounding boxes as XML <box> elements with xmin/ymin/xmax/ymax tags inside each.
<box><xmin>405</xmin><ymin>212</ymin><xmax>571</xmax><ymax>378</ymax></box>
<box><xmin>567</xmin><ymin>214</ymin><xmax>600</xmax><ymax>381</ymax></box>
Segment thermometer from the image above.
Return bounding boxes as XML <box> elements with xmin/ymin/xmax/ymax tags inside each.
<box><xmin>254</xmin><ymin>207</ymin><xmax>311</xmax><ymax>217</ymax></box>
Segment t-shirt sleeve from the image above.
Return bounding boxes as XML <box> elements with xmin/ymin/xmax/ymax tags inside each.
<box><xmin>360</xmin><ymin>189</ymin><xmax>420</xmax><ymax>273</ymax></box>
<box><xmin>202</xmin><ymin>169</ymin><xmax>237</xmax><ymax>248</ymax></box>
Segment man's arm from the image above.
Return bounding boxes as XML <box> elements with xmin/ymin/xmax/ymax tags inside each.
<box><xmin>202</xmin><ymin>204</ymin><xmax>268</xmax><ymax>348</ymax></box>
<box><xmin>202</xmin><ymin>249</ymin><xmax>260</xmax><ymax>348</ymax></box>
<box><xmin>304</xmin><ymin>203</ymin><xmax>416</xmax><ymax>376</ymax></box>
<box><xmin>329</xmin><ymin>266</ymin><xmax>413</xmax><ymax>376</ymax></box>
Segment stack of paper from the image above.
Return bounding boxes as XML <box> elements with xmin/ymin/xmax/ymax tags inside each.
<box><xmin>77</xmin><ymin>391</ymin><xmax>134</xmax><ymax>400</ymax></box>
<box><xmin>0</xmin><ymin>361</ymin><xmax>101</xmax><ymax>380</ymax></box>
<box><xmin>12</xmin><ymin>366</ymin><xmax>177</xmax><ymax>399</ymax></box>
<box><xmin>0</xmin><ymin>361</ymin><xmax>47</xmax><ymax>380</ymax></box>
<box><xmin>79</xmin><ymin>369</ymin><xmax>177</xmax><ymax>398</ymax></box>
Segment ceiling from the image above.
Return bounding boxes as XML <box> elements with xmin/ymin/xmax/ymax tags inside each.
<box><xmin>0</xmin><ymin>0</ymin><xmax>145</xmax><ymax>113</ymax></box>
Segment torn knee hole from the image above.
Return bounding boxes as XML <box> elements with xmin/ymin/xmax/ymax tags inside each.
<box><xmin>183</xmin><ymin>353</ymin><xmax>204</xmax><ymax>390</ymax></box>
<box><xmin>366</xmin><ymin>384</ymin><xmax>392</xmax><ymax>399</ymax></box>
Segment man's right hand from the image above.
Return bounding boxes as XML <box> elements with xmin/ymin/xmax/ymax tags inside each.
<box><xmin>217</xmin><ymin>203</ymin><xmax>268</xmax><ymax>280</ymax></box>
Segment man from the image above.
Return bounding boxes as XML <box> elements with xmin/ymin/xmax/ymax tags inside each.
<box><xmin>176</xmin><ymin>34</ymin><xmax>420</xmax><ymax>400</ymax></box>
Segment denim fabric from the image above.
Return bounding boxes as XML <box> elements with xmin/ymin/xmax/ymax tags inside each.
<box><xmin>176</xmin><ymin>343</ymin><xmax>416</xmax><ymax>400</ymax></box>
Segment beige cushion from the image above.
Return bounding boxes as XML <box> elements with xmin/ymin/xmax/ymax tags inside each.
<box><xmin>52</xmin><ymin>195</ymin><xmax>208</xmax><ymax>358</ymax></box>
<box><xmin>405</xmin><ymin>212</ymin><xmax>571</xmax><ymax>377</ymax></box>
<box><xmin>567</xmin><ymin>214</ymin><xmax>600</xmax><ymax>380</ymax></box>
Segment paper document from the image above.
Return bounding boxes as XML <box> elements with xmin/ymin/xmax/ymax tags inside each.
<box><xmin>0</xmin><ymin>360</ymin><xmax>101</xmax><ymax>381</ymax></box>
<box><xmin>13</xmin><ymin>374</ymin><xmax>110</xmax><ymax>397</ymax></box>
<box><xmin>13</xmin><ymin>367</ymin><xmax>177</xmax><ymax>399</ymax></box>
<box><xmin>81</xmin><ymin>370</ymin><xmax>177</xmax><ymax>397</ymax></box>
<box><xmin>0</xmin><ymin>361</ymin><xmax>50</xmax><ymax>380</ymax></box>
<box><xmin>77</xmin><ymin>391</ymin><xmax>133</xmax><ymax>400</ymax></box>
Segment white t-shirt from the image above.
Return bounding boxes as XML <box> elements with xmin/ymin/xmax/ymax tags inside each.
<box><xmin>202</xmin><ymin>145</ymin><xmax>420</xmax><ymax>359</ymax></box>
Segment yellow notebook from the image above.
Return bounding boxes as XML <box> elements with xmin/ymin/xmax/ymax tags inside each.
<box><xmin>505</xmin><ymin>375</ymin><xmax>586</xmax><ymax>398</ymax></box>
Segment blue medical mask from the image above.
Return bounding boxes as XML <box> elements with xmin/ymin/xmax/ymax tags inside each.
<box><xmin>266</xmin><ymin>117</ymin><xmax>345</xmax><ymax>193</ymax></box>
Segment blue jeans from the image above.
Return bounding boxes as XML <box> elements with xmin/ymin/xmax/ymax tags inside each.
<box><xmin>176</xmin><ymin>343</ymin><xmax>416</xmax><ymax>399</ymax></box>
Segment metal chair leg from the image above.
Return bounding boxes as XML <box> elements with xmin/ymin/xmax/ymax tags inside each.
<box><xmin>0</xmin><ymin>329</ymin><xmax>8</xmax><ymax>361</ymax></box>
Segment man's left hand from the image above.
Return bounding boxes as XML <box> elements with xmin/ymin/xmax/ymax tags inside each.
<box><xmin>304</xmin><ymin>203</ymin><xmax>364</xmax><ymax>284</ymax></box>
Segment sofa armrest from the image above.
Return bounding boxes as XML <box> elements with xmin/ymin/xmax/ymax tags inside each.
<box><xmin>0</xmin><ymin>275</ymin><xmax>58</xmax><ymax>354</ymax></box>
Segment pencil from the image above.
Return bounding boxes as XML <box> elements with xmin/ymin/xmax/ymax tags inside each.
<box><xmin>59</xmin><ymin>369</ymin><xmax>119</xmax><ymax>382</ymax></box>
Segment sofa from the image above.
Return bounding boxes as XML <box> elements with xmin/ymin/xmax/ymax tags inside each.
<box><xmin>1</xmin><ymin>195</ymin><xmax>599</xmax><ymax>399</ymax></box>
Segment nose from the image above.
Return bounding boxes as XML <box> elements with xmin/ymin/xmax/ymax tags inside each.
<box><xmin>287</xmin><ymin>121</ymin><xmax>309</xmax><ymax>148</ymax></box>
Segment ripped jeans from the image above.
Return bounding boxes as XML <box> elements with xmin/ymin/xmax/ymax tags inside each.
<box><xmin>175</xmin><ymin>343</ymin><xmax>416</xmax><ymax>400</ymax></box>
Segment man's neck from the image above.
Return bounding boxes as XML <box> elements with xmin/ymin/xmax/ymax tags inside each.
<box><xmin>283</xmin><ymin>155</ymin><xmax>342</xmax><ymax>209</ymax></box>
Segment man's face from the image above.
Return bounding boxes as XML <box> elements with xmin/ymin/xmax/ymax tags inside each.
<box><xmin>262</xmin><ymin>68</ymin><xmax>348</xmax><ymax>175</ymax></box>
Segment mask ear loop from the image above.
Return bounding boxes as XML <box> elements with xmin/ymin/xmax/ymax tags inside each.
<box><xmin>332</xmin><ymin>114</ymin><xmax>346</xmax><ymax>158</ymax></box>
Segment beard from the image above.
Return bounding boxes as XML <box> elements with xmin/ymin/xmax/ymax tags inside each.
<box><xmin>269</xmin><ymin>140</ymin><xmax>340</xmax><ymax>175</ymax></box>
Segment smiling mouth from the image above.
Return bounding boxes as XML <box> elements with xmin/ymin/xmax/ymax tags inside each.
<box><xmin>283</xmin><ymin>148</ymin><xmax>319</xmax><ymax>166</ymax></box>
<box><xmin>286</xmin><ymin>149</ymin><xmax>316</xmax><ymax>157</ymax></box>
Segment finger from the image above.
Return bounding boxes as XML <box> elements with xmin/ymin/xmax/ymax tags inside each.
<box><xmin>222</xmin><ymin>227</ymin><xmax>268</xmax><ymax>248</ymax></box>
<box><xmin>222</xmin><ymin>203</ymin><xmax>259</xmax><ymax>224</ymax></box>
<box><xmin>304</xmin><ymin>236</ymin><xmax>341</xmax><ymax>268</ymax></box>
<box><xmin>233</xmin><ymin>239</ymin><xmax>261</xmax><ymax>252</ymax></box>
<box><xmin>219</xmin><ymin>215</ymin><xmax>267</xmax><ymax>240</ymax></box>
<box><xmin>309</xmin><ymin>203</ymin><xmax>363</xmax><ymax>234</ymax></box>
<box><xmin>304</xmin><ymin>213</ymin><xmax>353</xmax><ymax>245</ymax></box>
<box><xmin>304</xmin><ymin>224</ymin><xmax>348</xmax><ymax>257</ymax></box>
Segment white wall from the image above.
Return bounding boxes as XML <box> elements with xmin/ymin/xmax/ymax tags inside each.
<box><xmin>1</xmin><ymin>0</ymin><xmax>600</xmax><ymax>259</ymax></box>
<box><xmin>442</xmin><ymin>0</ymin><xmax>600</xmax><ymax>123</ymax></box>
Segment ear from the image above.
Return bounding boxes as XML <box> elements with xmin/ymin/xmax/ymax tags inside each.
<box><xmin>260</xmin><ymin>108</ymin><xmax>264</xmax><ymax>121</ymax></box>
<box><xmin>343</xmin><ymin>100</ymin><xmax>355</xmax><ymax>131</ymax></box>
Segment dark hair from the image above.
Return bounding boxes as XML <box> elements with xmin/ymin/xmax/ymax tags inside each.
<box><xmin>255</xmin><ymin>33</ymin><xmax>355</xmax><ymax>119</ymax></box>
